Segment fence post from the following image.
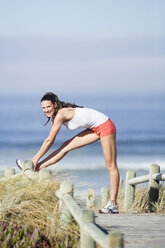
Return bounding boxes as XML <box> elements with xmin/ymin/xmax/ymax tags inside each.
<box><xmin>5</xmin><ymin>167</ymin><xmax>15</xmax><ymax>178</ymax></box>
<box><xmin>119</xmin><ymin>177</ymin><xmax>124</xmax><ymax>188</ymax></box>
<box><xmin>23</xmin><ymin>160</ymin><xmax>34</xmax><ymax>171</ymax></box>
<box><xmin>101</xmin><ymin>186</ymin><xmax>109</xmax><ymax>207</ymax></box>
<box><xmin>59</xmin><ymin>180</ymin><xmax>73</xmax><ymax>228</ymax></box>
<box><xmin>39</xmin><ymin>168</ymin><xmax>52</xmax><ymax>182</ymax></box>
<box><xmin>87</xmin><ymin>189</ymin><xmax>95</xmax><ymax>208</ymax></box>
<box><xmin>124</xmin><ymin>170</ymin><xmax>136</xmax><ymax>211</ymax></box>
<box><xmin>149</xmin><ymin>164</ymin><xmax>160</xmax><ymax>211</ymax></box>
<box><xmin>108</xmin><ymin>231</ymin><xmax>124</xmax><ymax>248</ymax></box>
<box><xmin>80</xmin><ymin>209</ymin><xmax>96</xmax><ymax>248</ymax></box>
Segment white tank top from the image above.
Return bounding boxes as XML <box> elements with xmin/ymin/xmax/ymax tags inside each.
<box><xmin>63</xmin><ymin>107</ymin><xmax>109</xmax><ymax>131</ymax></box>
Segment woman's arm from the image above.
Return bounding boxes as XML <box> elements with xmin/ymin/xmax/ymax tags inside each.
<box><xmin>32</xmin><ymin>112</ymin><xmax>65</xmax><ymax>169</ymax></box>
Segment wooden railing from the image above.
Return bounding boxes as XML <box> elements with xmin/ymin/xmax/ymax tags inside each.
<box><xmin>2</xmin><ymin>161</ymin><xmax>164</xmax><ymax>246</ymax></box>
<box><xmin>0</xmin><ymin>160</ymin><xmax>51</xmax><ymax>182</ymax></box>
<box><xmin>124</xmin><ymin>163</ymin><xmax>165</xmax><ymax>211</ymax></box>
<box><xmin>56</xmin><ymin>179</ymin><xmax>124</xmax><ymax>248</ymax></box>
<box><xmin>0</xmin><ymin>160</ymin><xmax>124</xmax><ymax>248</ymax></box>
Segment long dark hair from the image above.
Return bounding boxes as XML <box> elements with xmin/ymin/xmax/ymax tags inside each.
<box><xmin>41</xmin><ymin>92</ymin><xmax>83</xmax><ymax>125</ymax></box>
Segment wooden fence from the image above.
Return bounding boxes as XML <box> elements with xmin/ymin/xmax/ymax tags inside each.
<box><xmin>124</xmin><ymin>163</ymin><xmax>165</xmax><ymax>211</ymax></box>
<box><xmin>0</xmin><ymin>160</ymin><xmax>51</xmax><ymax>182</ymax></box>
<box><xmin>56</xmin><ymin>179</ymin><xmax>124</xmax><ymax>248</ymax></box>
<box><xmin>1</xmin><ymin>161</ymin><xmax>164</xmax><ymax>247</ymax></box>
<box><xmin>0</xmin><ymin>160</ymin><xmax>124</xmax><ymax>248</ymax></box>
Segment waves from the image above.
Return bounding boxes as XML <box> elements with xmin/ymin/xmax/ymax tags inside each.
<box><xmin>0</xmin><ymin>133</ymin><xmax>164</xmax><ymax>156</ymax></box>
<box><xmin>0</xmin><ymin>156</ymin><xmax>165</xmax><ymax>171</ymax></box>
<box><xmin>0</xmin><ymin>94</ymin><xmax>165</xmax><ymax>171</ymax></box>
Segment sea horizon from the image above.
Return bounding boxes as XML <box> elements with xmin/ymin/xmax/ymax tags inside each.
<box><xmin>0</xmin><ymin>93</ymin><xmax>164</xmax><ymax>192</ymax></box>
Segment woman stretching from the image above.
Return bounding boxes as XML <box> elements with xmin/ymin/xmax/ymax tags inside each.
<box><xmin>17</xmin><ymin>92</ymin><xmax>119</xmax><ymax>214</ymax></box>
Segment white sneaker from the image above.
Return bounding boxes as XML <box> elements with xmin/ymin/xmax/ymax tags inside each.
<box><xmin>16</xmin><ymin>159</ymin><xmax>23</xmax><ymax>170</ymax></box>
<box><xmin>99</xmin><ymin>201</ymin><xmax>119</xmax><ymax>214</ymax></box>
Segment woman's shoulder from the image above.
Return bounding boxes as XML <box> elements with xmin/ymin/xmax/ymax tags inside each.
<box><xmin>58</xmin><ymin>107</ymin><xmax>75</xmax><ymax>114</ymax></box>
<box><xmin>56</xmin><ymin>108</ymin><xmax>75</xmax><ymax>122</ymax></box>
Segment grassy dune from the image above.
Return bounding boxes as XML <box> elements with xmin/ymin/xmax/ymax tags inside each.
<box><xmin>117</xmin><ymin>181</ymin><xmax>165</xmax><ymax>214</ymax></box>
<box><xmin>0</xmin><ymin>175</ymin><xmax>79</xmax><ymax>248</ymax></box>
<box><xmin>0</xmin><ymin>174</ymin><xmax>164</xmax><ymax>247</ymax></box>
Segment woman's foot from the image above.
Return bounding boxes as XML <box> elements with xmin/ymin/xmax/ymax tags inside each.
<box><xmin>16</xmin><ymin>159</ymin><xmax>23</xmax><ymax>170</ymax></box>
<box><xmin>99</xmin><ymin>200</ymin><xmax>119</xmax><ymax>214</ymax></box>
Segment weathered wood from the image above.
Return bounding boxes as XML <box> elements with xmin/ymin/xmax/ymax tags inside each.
<box><xmin>124</xmin><ymin>164</ymin><xmax>163</xmax><ymax>211</ymax></box>
<box><xmin>0</xmin><ymin>170</ymin><xmax>22</xmax><ymax>182</ymax></box>
<box><xmin>161</xmin><ymin>173</ymin><xmax>165</xmax><ymax>180</ymax></box>
<box><xmin>119</xmin><ymin>177</ymin><xmax>123</xmax><ymax>187</ymax></box>
<box><xmin>87</xmin><ymin>188</ymin><xmax>95</xmax><ymax>208</ymax></box>
<box><xmin>60</xmin><ymin>189</ymin><xmax>112</xmax><ymax>248</ymax></box>
<box><xmin>59</xmin><ymin>188</ymin><xmax>114</xmax><ymax>248</ymax></box>
<box><xmin>5</xmin><ymin>167</ymin><xmax>15</xmax><ymax>177</ymax></box>
<box><xmin>152</xmin><ymin>172</ymin><xmax>165</xmax><ymax>181</ymax></box>
<box><xmin>95</xmin><ymin>213</ymin><xmax>165</xmax><ymax>248</ymax></box>
<box><xmin>108</xmin><ymin>231</ymin><xmax>124</xmax><ymax>248</ymax></box>
<box><xmin>22</xmin><ymin>160</ymin><xmax>52</xmax><ymax>182</ymax></box>
<box><xmin>23</xmin><ymin>170</ymin><xmax>38</xmax><ymax>179</ymax></box>
<box><xmin>128</xmin><ymin>174</ymin><xmax>149</xmax><ymax>185</ymax></box>
<box><xmin>101</xmin><ymin>186</ymin><xmax>109</xmax><ymax>207</ymax></box>
<box><xmin>80</xmin><ymin>209</ymin><xmax>96</xmax><ymax>248</ymax></box>
<box><xmin>124</xmin><ymin>170</ymin><xmax>136</xmax><ymax>211</ymax></box>
<box><xmin>62</xmin><ymin>194</ymin><xmax>82</xmax><ymax>225</ymax></box>
<box><xmin>85</xmin><ymin>223</ymin><xmax>108</xmax><ymax>248</ymax></box>
<box><xmin>59</xmin><ymin>180</ymin><xmax>73</xmax><ymax>227</ymax></box>
<box><xmin>148</xmin><ymin>164</ymin><xmax>160</xmax><ymax>211</ymax></box>
<box><xmin>39</xmin><ymin>168</ymin><xmax>52</xmax><ymax>182</ymax></box>
<box><xmin>23</xmin><ymin>160</ymin><xmax>34</xmax><ymax>171</ymax></box>
<box><xmin>60</xmin><ymin>179</ymin><xmax>73</xmax><ymax>196</ymax></box>
<box><xmin>0</xmin><ymin>171</ymin><xmax>23</xmax><ymax>181</ymax></box>
<box><xmin>22</xmin><ymin>160</ymin><xmax>38</xmax><ymax>180</ymax></box>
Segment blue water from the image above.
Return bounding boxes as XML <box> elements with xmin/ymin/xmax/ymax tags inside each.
<box><xmin>0</xmin><ymin>94</ymin><xmax>165</xmax><ymax>192</ymax></box>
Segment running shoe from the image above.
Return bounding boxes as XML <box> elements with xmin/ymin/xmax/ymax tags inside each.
<box><xmin>99</xmin><ymin>200</ymin><xmax>119</xmax><ymax>214</ymax></box>
<box><xmin>16</xmin><ymin>159</ymin><xmax>23</xmax><ymax>170</ymax></box>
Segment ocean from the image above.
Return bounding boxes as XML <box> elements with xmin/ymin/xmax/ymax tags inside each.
<box><xmin>0</xmin><ymin>94</ymin><xmax>165</xmax><ymax>194</ymax></box>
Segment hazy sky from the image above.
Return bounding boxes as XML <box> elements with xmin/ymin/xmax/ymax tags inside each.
<box><xmin>0</xmin><ymin>0</ymin><xmax>165</xmax><ymax>97</ymax></box>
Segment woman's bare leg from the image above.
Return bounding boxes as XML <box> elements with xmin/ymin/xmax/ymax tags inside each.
<box><xmin>36</xmin><ymin>129</ymin><xmax>100</xmax><ymax>171</ymax></box>
<box><xmin>100</xmin><ymin>134</ymin><xmax>119</xmax><ymax>204</ymax></box>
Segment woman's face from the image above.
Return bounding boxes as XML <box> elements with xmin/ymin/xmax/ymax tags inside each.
<box><xmin>41</xmin><ymin>100</ymin><xmax>57</xmax><ymax>118</ymax></box>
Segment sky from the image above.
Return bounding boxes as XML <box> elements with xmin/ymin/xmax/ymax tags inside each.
<box><xmin>0</xmin><ymin>0</ymin><xmax>165</xmax><ymax>97</ymax></box>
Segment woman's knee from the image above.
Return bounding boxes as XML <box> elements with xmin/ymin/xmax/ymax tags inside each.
<box><xmin>105</xmin><ymin>161</ymin><xmax>117</xmax><ymax>172</ymax></box>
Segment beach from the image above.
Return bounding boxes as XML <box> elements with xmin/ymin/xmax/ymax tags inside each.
<box><xmin>0</xmin><ymin>94</ymin><xmax>165</xmax><ymax>194</ymax></box>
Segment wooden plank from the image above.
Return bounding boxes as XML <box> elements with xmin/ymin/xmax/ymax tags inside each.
<box><xmin>95</xmin><ymin>213</ymin><xmax>165</xmax><ymax>248</ymax></box>
<box><xmin>128</xmin><ymin>174</ymin><xmax>149</xmax><ymax>185</ymax></box>
<box><xmin>152</xmin><ymin>173</ymin><xmax>165</xmax><ymax>181</ymax></box>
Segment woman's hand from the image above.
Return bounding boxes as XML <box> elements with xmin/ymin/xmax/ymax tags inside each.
<box><xmin>31</xmin><ymin>110</ymin><xmax>69</xmax><ymax>171</ymax></box>
<box><xmin>32</xmin><ymin>157</ymin><xmax>39</xmax><ymax>171</ymax></box>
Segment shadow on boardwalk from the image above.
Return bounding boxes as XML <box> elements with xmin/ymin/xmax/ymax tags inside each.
<box><xmin>95</xmin><ymin>212</ymin><xmax>165</xmax><ymax>248</ymax></box>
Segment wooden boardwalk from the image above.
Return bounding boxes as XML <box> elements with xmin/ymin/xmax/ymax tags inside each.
<box><xmin>95</xmin><ymin>212</ymin><xmax>165</xmax><ymax>248</ymax></box>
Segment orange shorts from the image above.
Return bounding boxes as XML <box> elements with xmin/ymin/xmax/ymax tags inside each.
<box><xmin>92</xmin><ymin>119</ymin><xmax>116</xmax><ymax>138</ymax></box>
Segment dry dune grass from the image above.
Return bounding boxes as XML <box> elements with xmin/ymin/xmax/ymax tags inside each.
<box><xmin>0</xmin><ymin>175</ymin><xmax>80</xmax><ymax>248</ymax></box>
<box><xmin>0</xmin><ymin>173</ymin><xmax>164</xmax><ymax>247</ymax></box>
<box><xmin>152</xmin><ymin>183</ymin><xmax>165</xmax><ymax>214</ymax></box>
<box><xmin>117</xmin><ymin>182</ymin><xmax>165</xmax><ymax>214</ymax></box>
